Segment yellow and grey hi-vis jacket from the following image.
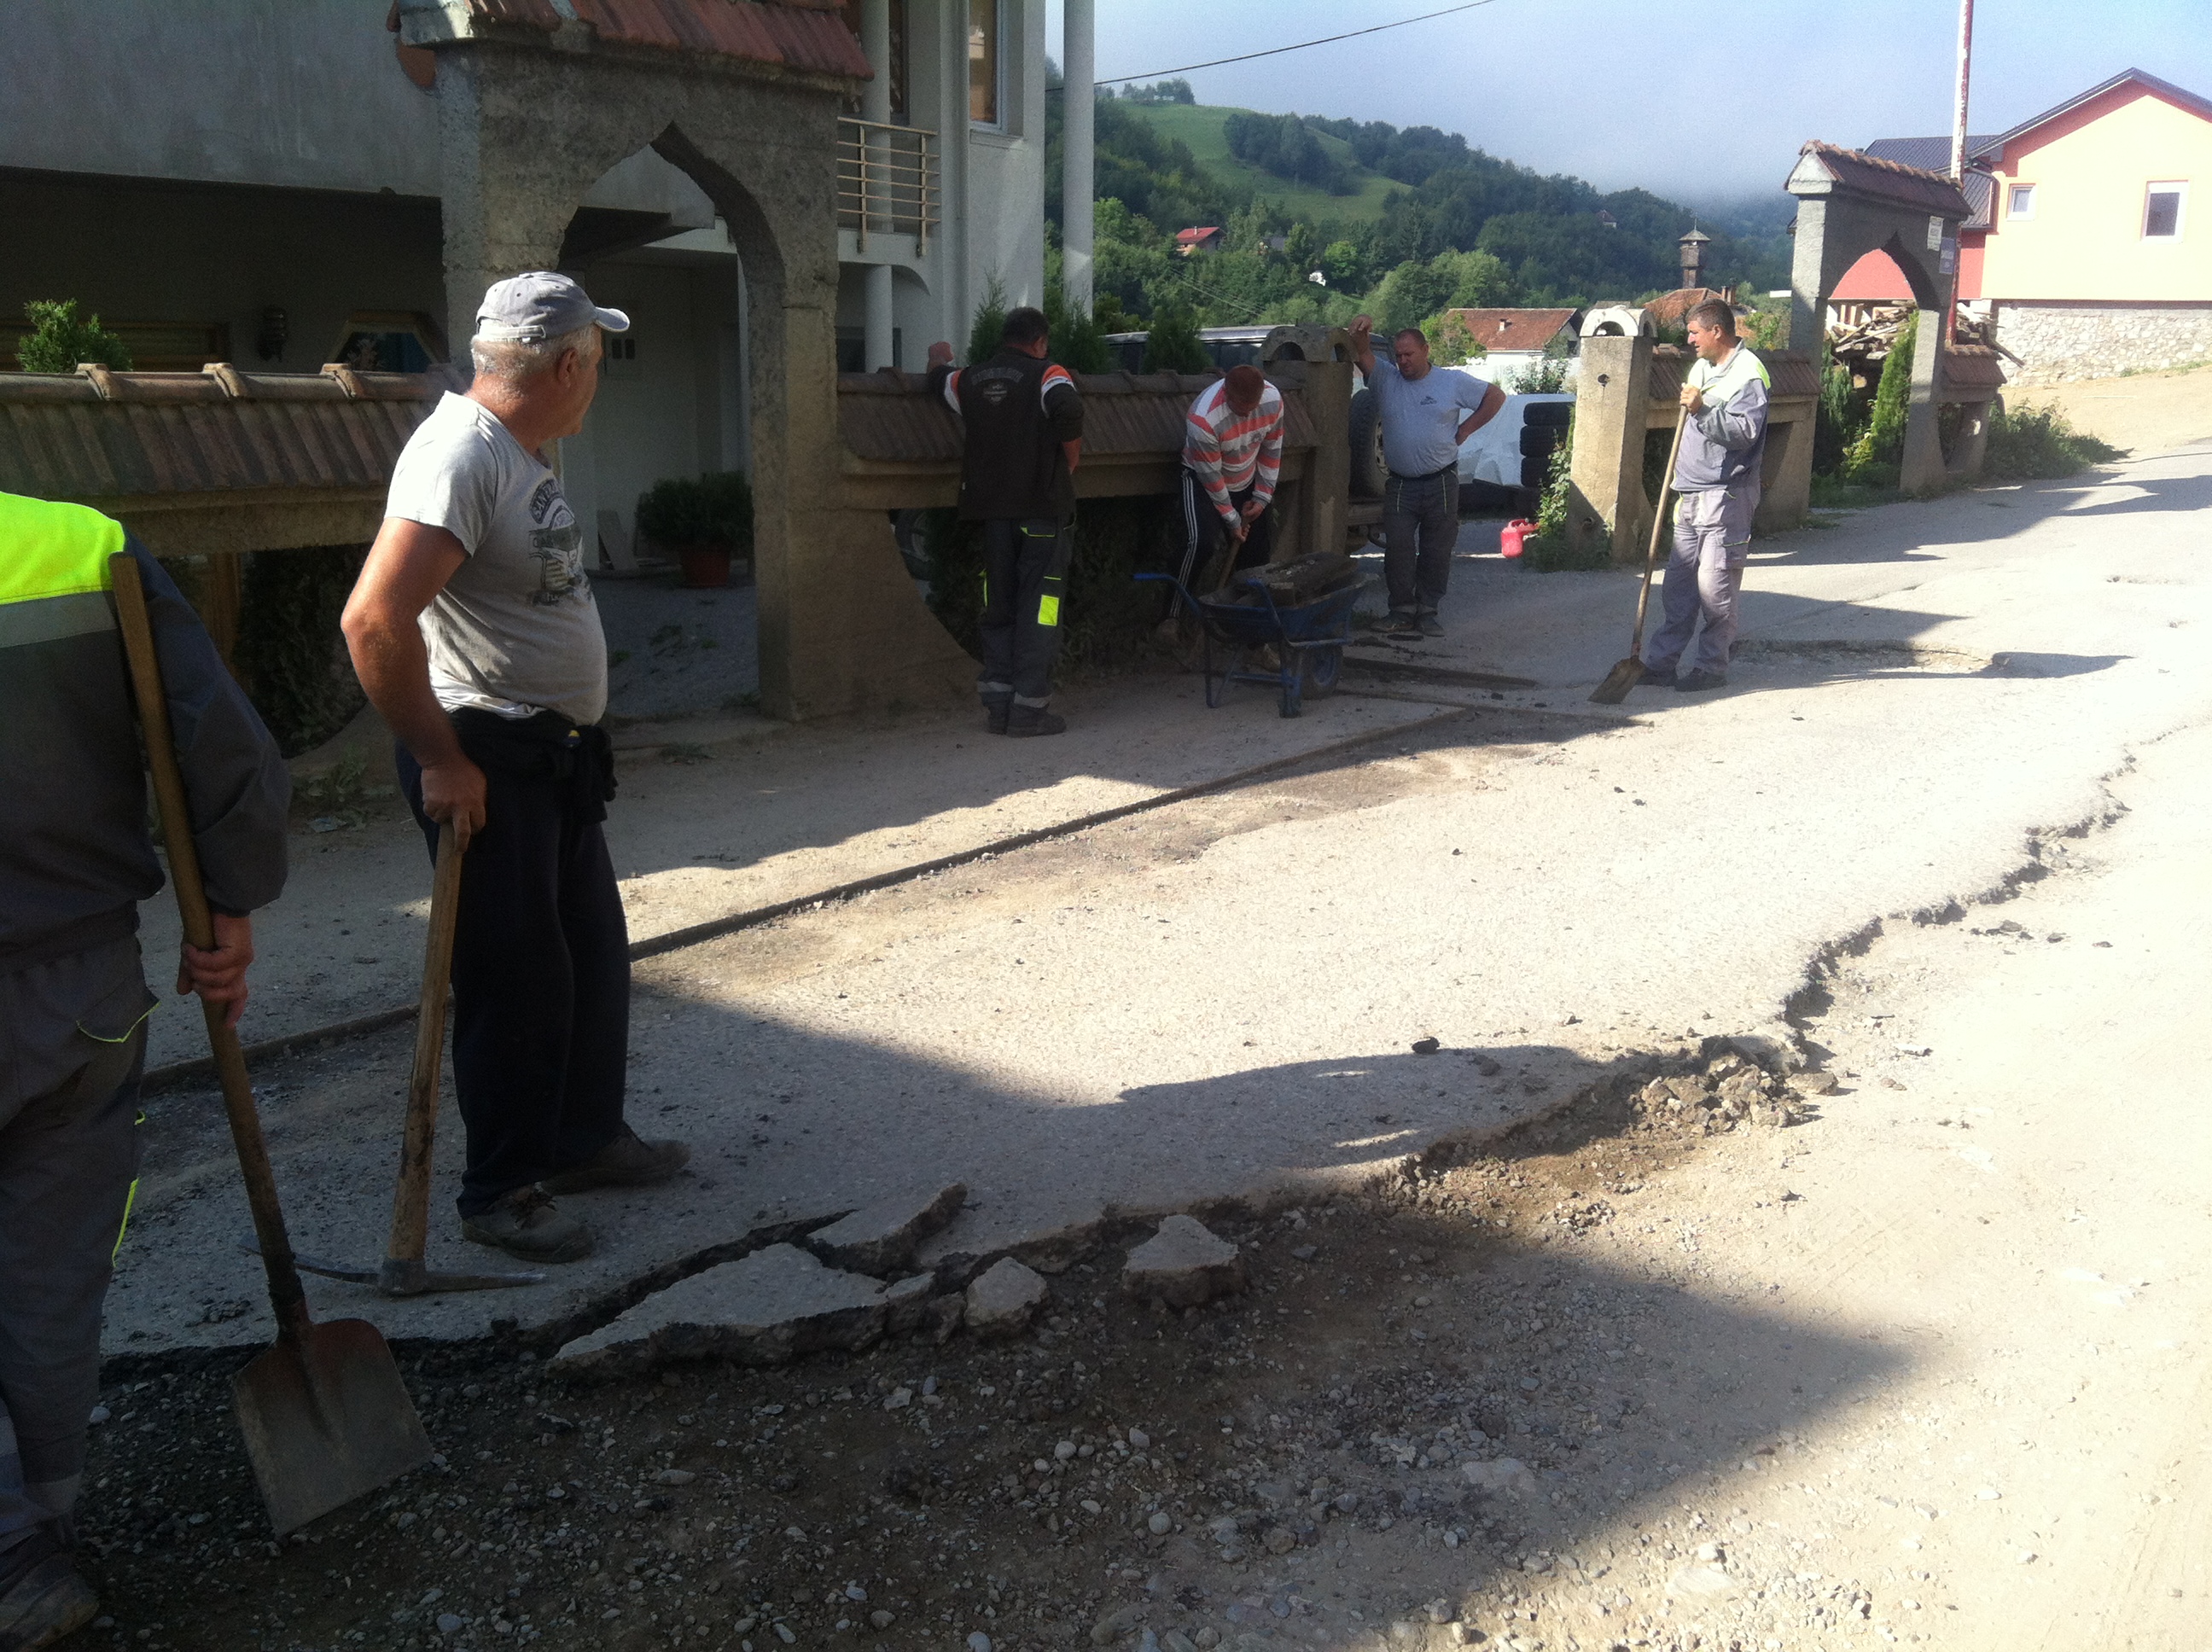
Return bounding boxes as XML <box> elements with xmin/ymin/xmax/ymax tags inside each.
<box><xmin>0</xmin><ymin>491</ymin><xmax>288</xmax><ymax>973</ymax></box>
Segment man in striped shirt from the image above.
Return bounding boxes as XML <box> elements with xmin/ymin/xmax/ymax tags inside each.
<box><xmin>1179</xmin><ymin>365</ymin><xmax>1284</xmax><ymax>591</ymax></box>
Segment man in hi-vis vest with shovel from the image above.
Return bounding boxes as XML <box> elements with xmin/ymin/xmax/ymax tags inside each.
<box><xmin>0</xmin><ymin>491</ymin><xmax>288</xmax><ymax>1645</ymax></box>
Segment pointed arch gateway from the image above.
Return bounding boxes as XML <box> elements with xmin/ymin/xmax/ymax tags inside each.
<box><xmin>1784</xmin><ymin>143</ymin><xmax>1973</xmax><ymax>492</ymax></box>
<box><xmin>396</xmin><ymin>0</ymin><xmax>972</xmax><ymax>719</ymax></box>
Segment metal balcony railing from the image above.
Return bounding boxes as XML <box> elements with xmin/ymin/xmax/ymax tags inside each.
<box><xmin>837</xmin><ymin>118</ymin><xmax>940</xmax><ymax>255</ymax></box>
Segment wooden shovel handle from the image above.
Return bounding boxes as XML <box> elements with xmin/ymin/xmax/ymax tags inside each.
<box><xmin>387</xmin><ymin>823</ymin><xmax>463</xmax><ymax>1273</ymax></box>
<box><xmin>108</xmin><ymin>553</ymin><xmax>312</xmax><ymax>1340</ymax></box>
<box><xmin>1629</xmin><ymin>405</ymin><xmax>1691</xmax><ymax>658</ymax></box>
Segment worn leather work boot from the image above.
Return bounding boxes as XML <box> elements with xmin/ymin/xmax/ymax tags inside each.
<box><xmin>538</xmin><ymin>1126</ymin><xmax>690</xmax><ymax>1195</ymax></box>
<box><xmin>982</xmin><ymin>691</ymin><xmax>1013</xmax><ymax>735</ymax></box>
<box><xmin>1637</xmin><ymin>663</ymin><xmax>1676</xmax><ymax>687</ymax></box>
<box><xmin>0</xmin><ymin>1531</ymin><xmax>99</xmax><ymax>1652</ymax></box>
<box><xmin>462</xmin><ymin>1187</ymin><xmax>594</xmax><ymax>1263</ymax></box>
<box><xmin>1005</xmin><ymin>701</ymin><xmax>1067</xmax><ymax>737</ymax></box>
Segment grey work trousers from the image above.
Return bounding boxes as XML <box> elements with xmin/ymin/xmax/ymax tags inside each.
<box><xmin>0</xmin><ymin>936</ymin><xmax>152</xmax><ymax>1557</ymax></box>
<box><xmin>1645</xmin><ymin>480</ymin><xmax>1759</xmax><ymax>676</ymax></box>
<box><xmin>1380</xmin><ymin>467</ymin><xmax>1460</xmax><ymax>614</ymax></box>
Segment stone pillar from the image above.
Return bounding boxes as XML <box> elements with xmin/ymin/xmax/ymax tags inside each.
<box><xmin>1264</xmin><ymin>325</ymin><xmax>1349</xmax><ymax>561</ymax></box>
<box><xmin>1786</xmin><ymin>198</ymin><xmax>1831</xmax><ymax>352</ymax></box>
<box><xmin>1061</xmin><ymin>0</ymin><xmax>1095</xmax><ymax>308</ymax></box>
<box><xmin>427</xmin><ymin>48</ymin><xmax>578</xmax><ymax>364</ymax></box>
<box><xmin>1899</xmin><ymin>305</ymin><xmax>1948</xmax><ymax>493</ymax></box>
<box><xmin>1563</xmin><ymin>332</ymin><xmax>1657</xmax><ymax>565</ymax></box>
<box><xmin>864</xmin><ymin>265</ymin><xmax>895</xmax><ymax>370</ymax></box>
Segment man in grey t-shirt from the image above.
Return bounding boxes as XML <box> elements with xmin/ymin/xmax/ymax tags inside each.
<box><xmin>1349</xmin><ymin>316</ymin><xmax>1505</xmax><ymax>637</ymax></box>
<box><xmin>342</xmin><ymin>273</ymin><xmax>687</xmax><ymax>1265</ymax></box>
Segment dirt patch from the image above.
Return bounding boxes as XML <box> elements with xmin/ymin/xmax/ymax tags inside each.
<box><xmin>77</xmin><ymin>1056</ymin><xmax>1837</xmax><ymax>1652</ymax></box>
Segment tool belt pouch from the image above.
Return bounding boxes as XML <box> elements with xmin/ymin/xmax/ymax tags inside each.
<box><xmin>449</xmin><ymin>708</ymin><xmax>618</xmax><ymax>823</ymax></box>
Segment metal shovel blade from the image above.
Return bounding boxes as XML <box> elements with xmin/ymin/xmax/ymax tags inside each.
<box><xmin>232</xmin><ymin>1318</ymin><xmax>434</xmax><ymax>1537</ymax></box>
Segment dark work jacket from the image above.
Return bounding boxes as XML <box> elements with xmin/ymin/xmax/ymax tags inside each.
<box><xmin>929</xmin><ymin>347</ymin><xmax>1085</xmax><ymax>522</ymax></box>
<box><xmin>0</xmin><ymin>493</ymin><xmax>289</xmax><ymax>973</ymax></box>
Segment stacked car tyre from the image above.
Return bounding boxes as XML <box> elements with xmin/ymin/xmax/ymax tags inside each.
<box><xmin>1517</xmin><ymin>399</ymin><xmax>1573</xmax><ymax>489</ymax></box>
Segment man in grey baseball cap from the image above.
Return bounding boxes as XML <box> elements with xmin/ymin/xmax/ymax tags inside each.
<box><xmin>474</xmin><ymin>270</ymin><xmax>632</xmax><ymax>343</ymax></box>
<box><xmin>342</xmin><ymin>272</ymin><xmax>685</xmax><ymax>1264</ymax></box>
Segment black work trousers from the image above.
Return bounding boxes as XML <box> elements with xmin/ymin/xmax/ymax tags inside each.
<box><xmin>976</xmin><ymin>517</ymin><xmax>1071</xmax><ymax>705</ymax></box>
<box><xmin>398</xmin><ymin>745</ymin><xmax>629</xmax><ymax>1217</ymax></box>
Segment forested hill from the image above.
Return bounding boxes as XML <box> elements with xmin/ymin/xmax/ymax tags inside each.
<box><xmin>1045</xmin><ymin>88</ymin><xmax>1790</xmax><ymax>331</ymax></box>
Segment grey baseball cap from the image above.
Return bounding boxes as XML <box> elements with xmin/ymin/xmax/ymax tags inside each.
<box><xmin>474</xmin><ymin>271</ymin><xmax>631</xmax><ymax>342</ymax></box>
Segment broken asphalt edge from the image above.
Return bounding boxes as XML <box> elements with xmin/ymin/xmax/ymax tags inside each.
<box><xmin>104</xmin><ymin>746</ymin><xmax>2166</xmax><ymax>1388</ymax></box>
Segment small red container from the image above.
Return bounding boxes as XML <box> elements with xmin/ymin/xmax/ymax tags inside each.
<box><xmin>1499</xmin><ymin>518</ymin><xmax>1537</xmax><ymax>560</ymax></box>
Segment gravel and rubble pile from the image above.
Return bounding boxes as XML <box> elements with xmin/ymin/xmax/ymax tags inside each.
<box><xmin>76</xmin><ymin>1053</ymin><xmax>1905</xmax><ymax>1652</ymax></box>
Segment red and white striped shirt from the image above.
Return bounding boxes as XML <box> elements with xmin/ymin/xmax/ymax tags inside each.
<box><xmin>1182</xmin><ymin>379</ymin><xmax>1284</xmax><ymax>521</ymax></box>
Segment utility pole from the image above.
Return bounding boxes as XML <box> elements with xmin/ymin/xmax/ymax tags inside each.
<box><xmin>1062</xmin><ymin>0</ymin><xmax>1096</xmax><ymax>310</ymax></box>
<box><xmin>1950</xmin><ymin>0</ymin><xmax>1974</xmax><ymax>181</ymax></box>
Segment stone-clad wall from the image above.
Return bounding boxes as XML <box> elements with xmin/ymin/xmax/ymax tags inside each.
<box><xmin>1997</xmin><ymin>303</ymin><xmax>2212</xmax><ymax>385</ymax></box>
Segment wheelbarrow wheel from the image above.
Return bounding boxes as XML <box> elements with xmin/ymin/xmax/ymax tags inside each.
<box><xmin>1301</xmin><ymin>644</ymin><xmax>1342</xmax><ymax>700</ymax></box>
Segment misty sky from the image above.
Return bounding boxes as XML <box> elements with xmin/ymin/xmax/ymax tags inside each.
<box><xmin>1049</xmin><ymin>0</ymin><xmax>2212</xmax><ymax>208</ymax></box>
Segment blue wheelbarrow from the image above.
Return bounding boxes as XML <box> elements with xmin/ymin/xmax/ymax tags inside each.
<box><xmin>1137</xmin><ymin>568</ymin><xmax>1370</xmax><ymax>718</ymax></box>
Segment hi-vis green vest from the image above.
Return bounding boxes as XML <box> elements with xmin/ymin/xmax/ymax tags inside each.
<box><xmin>0</xmin><ymin>491</ymin><xmax>124</xmax><ymax>646</ymax></box>
<box><xmin>0</xmin><ymin>490</ymin><xmax>289</xmax><ymax>970</ymax></box>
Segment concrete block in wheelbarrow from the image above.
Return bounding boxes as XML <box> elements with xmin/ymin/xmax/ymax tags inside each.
<box><xmin>802</xmin><ymin>1183</ymin><xmax>967</xmax><ymax>1277</ymax></box>
<box><xmin>1122</xmin><ymin>1214</ymin><xmax>1249</xmax><ymax>1308</ymax></box>
<box><xmin>550</xmin><ymin>1245</ymin><xmax>887</xmax><ymax>1378</ymax></box>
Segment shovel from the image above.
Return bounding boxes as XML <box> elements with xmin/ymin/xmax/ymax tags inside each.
<box><xmin>1589</xmin><ymin>404</ymin><xmax>1689</xmax><ymax>706</ymax></box>
<box><xmin>270</xmin><ymin>825</ymin><xmax>544</xmax><ymax>1295</ymax></box>
<box><xmin>110</xmin><ymin>552</ymin><xmax>433</xmax><ymax>1536</ymax></box>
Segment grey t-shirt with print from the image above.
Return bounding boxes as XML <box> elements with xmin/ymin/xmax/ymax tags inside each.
<box><xmin>384</xmin><ymin>393</ymin><xmax>607</xmax><ymax>724</ymax></box>
<box><xmin>1368</xmin><ymin>357</ymin><xmax>1491</xmax><ymax>478</ymax></box>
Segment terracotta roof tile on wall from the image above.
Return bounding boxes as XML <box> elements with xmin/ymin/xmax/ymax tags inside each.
<box><xmin>1796</xmin><ymin>142</ymin><xmax>1973</xmax><ymax>218</ymax></box>
<box><xmin>0</xmin><ymin>367</ymin><xmax>436</xmax><ymax>502</ymax></box>
<box><xmin>1443</xmin><ymin>308</ymin><xmax>1578</xmax><ymax>355</ymax></box>
<box><xmin>835</xmin><ymin>370</ymin><xmax>1318</xmax><ymax>465</ymax></box>
<box><xmin>556</xmin><ymin>0</ymin><xmax>869</xmax><ymax>77</ymax></box>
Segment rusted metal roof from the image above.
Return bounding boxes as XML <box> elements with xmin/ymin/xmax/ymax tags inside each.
<box><xmin>1790</xmin><ymin>143</ymin><xmax>1972</xmax><ymax>218</ymax></box>
<box><xmin>837</xmin><ymin>369</ymin><xmax>1319</xmax><ymax>465</ymax></box>
<box><xmin>0</xmin><ymin>365</ymin><xmax>437</xmax><ymax>503</ymax></box>
<box><xmin>450</xmin><ymin>0</ymin><xmax>870</xmax><ymax>78</ymax></box>
<box><xmin>1647</xmin><ymin>346</ymin><xmax>1821</xmax><ymax>404</ymax></box>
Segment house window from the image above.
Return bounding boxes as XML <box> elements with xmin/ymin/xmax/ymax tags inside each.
<box><xmin>329</xmin><ymin>311</ymin><xmax>445</xmax><ymax>372</ymax></box>
<box><xmin>2006</xmin><ymin>183</ymin><xmax>2035</xmax><ymax>219</ymax></box>
<box><xmin>969</xmin><ymin>0</ymin><xmax>1001</xmax><ymax>128</ymax></box>
<box><xmin>2145</xmin><ymin>183</ymin><xmax>2186</xmax><ymax>239</ymax></box>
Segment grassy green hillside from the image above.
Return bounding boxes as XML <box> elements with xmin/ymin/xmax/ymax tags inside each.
<box><xmin>1121</xmin><ymin>102</ymin><xmax>1401</xmax><ymax>224</ymax></box>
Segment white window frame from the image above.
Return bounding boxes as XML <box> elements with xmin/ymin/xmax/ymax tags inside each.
<box><xmin>2005</xmin><ymin>182</ymin><xmax>2036</xmax><ymax>220</ymax></box>
<box><xmin>967</xmin><ymin>0</ymin><xmax>1004</xmax><ymax>133</ymax></box>
<box><xmin>2143</xmin><ymin>181</ymin><xmax>2187</xmax><ymax>240</ymax></box>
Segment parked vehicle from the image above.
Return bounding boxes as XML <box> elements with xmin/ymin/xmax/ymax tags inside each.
<box><xmin>1347</xmin><ymin>382</ymin><xmax>1572</xmax><ymax>515</ymax></box>
<box><xmin>1099</xmin><ymin>325</ymin><xmax>1278</xmax><ymax>375</ymax></box>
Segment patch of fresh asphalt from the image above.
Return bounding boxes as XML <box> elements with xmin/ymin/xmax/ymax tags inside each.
<box><xmin>106</xmin><ymin>445</ymin><xmax>2211</xmax><ymax>1358</ymax></box>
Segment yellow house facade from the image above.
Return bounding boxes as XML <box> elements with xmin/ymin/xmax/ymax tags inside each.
<box><xmin>1959</xmin><ymin>69</ymin><xmax>2212</xmax><ymax>382</ymax></box>
<box><xmin>1976</xmin><ymin>72</ymin><xmax>2210</xmax><ymax>303</ymax></box>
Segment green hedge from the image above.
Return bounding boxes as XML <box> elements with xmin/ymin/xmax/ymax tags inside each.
<box><xmin>922</xmin><ymin>497</ymin><xmax>1186</xmax><ymax>675</ymax></box>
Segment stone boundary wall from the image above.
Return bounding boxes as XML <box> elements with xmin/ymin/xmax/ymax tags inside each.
<box><xmin>1996</xmin><ymin>302</ymin><xmax>2212</xmax><ymax>386</ymax></box>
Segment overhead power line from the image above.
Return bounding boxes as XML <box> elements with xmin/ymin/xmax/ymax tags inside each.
<box><xmin>1052</xmin><ymin>0</ymin><xmax>1501</xmax><ymax>91</ymax></box>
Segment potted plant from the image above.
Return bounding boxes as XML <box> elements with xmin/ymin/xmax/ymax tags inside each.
<box><xmin>635</xmin><ymin>470</ymin><xmax>754</xmax><ymax>589</ymax></box>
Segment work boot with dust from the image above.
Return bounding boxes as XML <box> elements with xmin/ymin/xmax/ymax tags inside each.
<box><xmin>0</xmin><ymin>1530</ymin><xmax>99</xmax><ymax>1651</ymax></box>
<box><xmin>538</xmin><ymin>1126</ymin><xmax>690</xmax><ymax>1195</ymax></box>
<box><xmin>462</xmin><ymin>1187</ymin><xmax>594</xmax><ymax>1264</ymax></box>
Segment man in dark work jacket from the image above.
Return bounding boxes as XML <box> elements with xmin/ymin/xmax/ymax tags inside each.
<box><xmin>925</xmin><ymin>306</ymin><xmax>1085</xmax><ymax>736</ymax></box>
